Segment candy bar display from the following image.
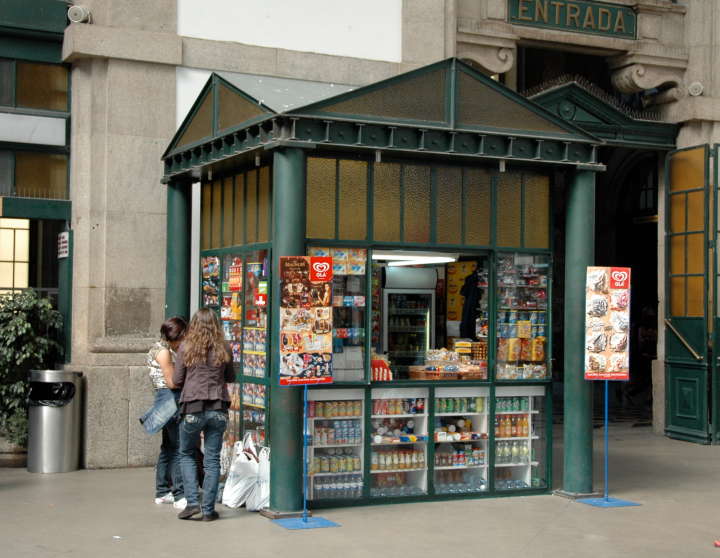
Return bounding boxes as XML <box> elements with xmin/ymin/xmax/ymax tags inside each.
<box><xmin>493</xmin><ymin>387</ymin><xmax>546</xmax><ymax>491</ymax></box>
<box><xmin>495</xmin><ymin>253</ymin><xmax>550</xmax><ymax>381</ymax></box>
<box><xmin>408</xmin><ymin>348</ymin><xmax>488</xmax><ymax>381</ymax></box>
<box><xmin>306</xmin><ymin>389</ymin><xmax>365</xmax><ymax>501</ymax></box>
<box><xmin>370</xmin><ymin>388</ymin><xmax>428</xmax><ymax>497</ymax></box>
<box><xmin>433</xmin><ymin>387</ymin><xmax>489</xmax><ymax>493</ymax></box>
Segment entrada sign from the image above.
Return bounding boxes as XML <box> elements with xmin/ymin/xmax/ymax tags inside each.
<box><xmin>508</xmin><ymin>0</ymin><xmax>636</xmax><ymax>40</ymax></box>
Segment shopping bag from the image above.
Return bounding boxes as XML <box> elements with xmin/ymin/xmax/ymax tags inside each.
<box><xmin>246</xmin><ymin>447</ymin><xmax>270</xmax><ymax>512</ymax></box>
<box><xmin>221</xmin><ymin>441</ymin><xmax>259</xmax><ymax>508</ymax></box>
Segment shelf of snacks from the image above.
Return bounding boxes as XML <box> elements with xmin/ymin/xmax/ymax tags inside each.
<box><xmin>493</xmin><ymin>386</ymin><xmax>548</xmax><ymax>491</ymax></box>
<box><xmin>407</xmin><ymin>348</ymin><xmax>488</xmax><ymax>381</ymax></box>
<box><xmin>306</xmin><ymin>389</ymin><xmax>365</xmax><ymax>501</ymax></box>
<box><xmin>495</xmin><ymin>253</ymin><xmax>550</xmax><ymax>381</ymax></box>
<box><xmin>370</xmin><ymin>388</ymin><xmax>429</xmax><ymax>497</ymax></box>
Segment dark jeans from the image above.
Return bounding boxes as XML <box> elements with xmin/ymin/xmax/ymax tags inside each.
<box><xmin>179</xmin><ymin>409</ymin><xmax>228</xmax><ymax>515</ymax></box>
<box><xmin>155</xmin><ymin>416</ymin><xmax>184</xmax><ymax>499</ymax></box>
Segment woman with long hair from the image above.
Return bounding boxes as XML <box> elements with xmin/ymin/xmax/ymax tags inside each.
<box><xmin>173</xmin><ymin>308</ymin><xmax>234</xmax><ymax>521</ymax></box>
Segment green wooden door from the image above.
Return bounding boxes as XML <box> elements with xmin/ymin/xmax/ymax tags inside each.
<box><xmin>665</xmin><ymin>145</ymin><xmax>711</xmax><ymax>443</ymax></box>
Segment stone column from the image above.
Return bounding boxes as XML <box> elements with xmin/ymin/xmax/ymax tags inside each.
<box><xmin>266</xmin><ymin>147</ymin><xmax>306</xmax><ymax>515</ymax></box>
<box><xmin>558</xmin><ymin>169</ymin><xmax>596</xmax><ymax>497</ymax></box>
<box><xmin>165</xmin><ymin>179</ymin><xmax>191</xmax><ymax>320</ymax></box>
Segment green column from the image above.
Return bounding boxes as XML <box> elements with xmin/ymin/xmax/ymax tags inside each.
<box><xmin>561</xmin><ymin>169</ymin><xmax>596</xmax><ymax>496</ymax></box>
<box><xmin>165</xmin><ymin>180</ymin><xmax>191</xmax><ymax>320</ymax></box>
<box><xmin>57</xmin><ymin>224</ymin><xmax>73</xmax><ymax>363</ymax></box>
<box><xmin>269</xmin><ymin>147</ymin><xmax>306</xmax><ymax>513</ymax></box>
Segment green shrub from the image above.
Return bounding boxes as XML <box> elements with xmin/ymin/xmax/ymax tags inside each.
<box><xmin>0</xmin><ymin>290</ymin><xmax>63</xmax><ymax>448</ymax></box>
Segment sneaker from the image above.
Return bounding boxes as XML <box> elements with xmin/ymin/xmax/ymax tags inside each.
<box><xmin>154</xmin><ymin>493</ymin><xmax>174</xmax><ymax>505</ymax></box>
<box><xmin>172</xmin><ymin>497</ymin><xmax>187</xmax><ymax>510</ymax></box>
<box><xmin>202</xmin><ymin>511</ymin><xmax>219</xmax><ymax>522</ymax></box>
<box><xmin>178</xmin><ymin>504</ymin><xmax>201</xmax><ymax>520</ymax></box>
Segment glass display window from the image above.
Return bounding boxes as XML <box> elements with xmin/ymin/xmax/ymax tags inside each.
<box><xmin>370</xmin><ymin>387</ymin><xmax>428</xmax><ymax>497</ymax></box>
<box><xmin>308</xmin><ymin>247</ymin><xmax>367</xmax><ymax>382</ymax></box>
<box><xmin>433</xmin><ymin>387</ymin><xmax>489</xmax><ymax>494</ymax></box>
<box><xmin>306</xmin><ymin>389</ymin><xmax>365</xmax><ymax>501</ymax></box>
<box><xmin>244</xmin><ymin>250</ymin><xmax>269</xmax><ymax>378</ymax></box>
<box><xmin>495</xmin><ymin>253</ymin><xmax>550</xmax><ymax>381</ymax></box>
<box><xmin>493</xmin><ymin>386</ymin><xmax>546</xmax><ymax>491</ymax></box>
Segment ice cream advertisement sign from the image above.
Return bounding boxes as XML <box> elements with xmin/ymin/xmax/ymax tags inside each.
<box><xmin>584</xmin><ymin>266</ymin><xmax>631</xmax><ymax>381</ymax></box>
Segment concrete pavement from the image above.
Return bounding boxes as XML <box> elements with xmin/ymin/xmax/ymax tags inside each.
<box><xmin>2</xmin><ymin>424</ymin><xmax>720</xmax><ymax>558</ymax></box>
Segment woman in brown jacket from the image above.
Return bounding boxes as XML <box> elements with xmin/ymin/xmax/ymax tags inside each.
<box><xmin>172</xmin><ymin>308</ymin><xmax>234</xmax><ymax>521</ymax></box>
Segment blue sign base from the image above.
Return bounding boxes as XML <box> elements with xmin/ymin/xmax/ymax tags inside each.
<box><xmin>577</xmin><ymin>497</ymin><xmax>640</xmax><ymax>508</ymax></box>
<box><xmin>273</xmin><ymin>517</ymin><xmax>340</xmax><ymax>530</ymax></box>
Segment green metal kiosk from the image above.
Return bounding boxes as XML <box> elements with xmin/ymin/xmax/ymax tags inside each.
<box><xmin>162</xmin><ymin>58</ymin><xmax>607</xmax><ymax>514</ymax></box>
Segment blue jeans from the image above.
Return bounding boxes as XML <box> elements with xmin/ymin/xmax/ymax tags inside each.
<box><xmin>179</xmin><ymin>409</ymin><xmax>228</xmax><ymax>515</ymax></box>
<box><xmin>140</xmin><ymin>388</ymin><xmax>178</xmax><ymax>435</ymax></box>
<box><xmin>155</xmin><ymin>415</ymin><xmax>184</xmax><ymax>499</ymax></box>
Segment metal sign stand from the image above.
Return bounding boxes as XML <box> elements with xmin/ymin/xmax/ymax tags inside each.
<box><xmin>578</xmin><ymin>380</ymin><xmax>640</xmax><ymax>508</ymax></box>
<box><xmin>273</xmin><ymin>385</ymin><xmax>340</xmax><ymax>530</ymax></box>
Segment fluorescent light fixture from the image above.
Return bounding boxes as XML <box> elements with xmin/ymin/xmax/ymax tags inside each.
<box><xmin>372</xmin><ymin>250</ymin><xmax>458</xmax><ymax>266</ymax></box>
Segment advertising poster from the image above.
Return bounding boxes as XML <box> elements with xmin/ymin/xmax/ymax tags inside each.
<box><xmin>584</xmin><ymin>266</ymin><xmax>631</xmax><ymax>381</ymax></box>
<box><xmin>202</xmin><ymin>256</ymin><xmax>220</xmax><ymax>307</ymax></box>
<box><xmin>279</xmin><ymin>256</ymin><xmax>334</xmax><ymax>386</ymax></box>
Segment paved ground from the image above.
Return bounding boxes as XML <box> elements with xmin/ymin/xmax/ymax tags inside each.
<box><xmin>3</xmin><ymin>424</ymin><xmax>720</xmax><ymax>558</ymax></box>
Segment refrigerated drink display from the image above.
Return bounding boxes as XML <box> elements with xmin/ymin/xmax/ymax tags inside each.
<box><xmin>495</xmin><ymin>253</ymin><xmax>550</xmax><ymax>380</ymax></box>
<box><xmin>306</xmin><ymin>389</ymin><xmax>365</xmax><ymax>500</ymax></box>
<box><xmin>493</xmin><ymin>386</ymin><xmax>546</xmax><ymax>490</ymax></box>
<box><xmin>383</xmin><ymin>292</ymin><xmax>435</xmax><ymax>379</ymax></box>
<box><xmin>433</xmin><ymin>387</ymin><xmax>489</xmax><ymax>494</ymax></box>
<box><xmin>242</xmin><ymin>383</ymin><xmax>266</xmax><ymax>447</ymax></box>
<box><xmin>370</xmin><ymin>388</ymin><xmax>429</xmax><ymax>497</ymax></box>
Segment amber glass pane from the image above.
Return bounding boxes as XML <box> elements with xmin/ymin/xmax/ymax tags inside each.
<box><xmin>246</xmin><ymin>170</ymin><xmax>258</xmax><ymax>244</ymax></box>
<box><xmin>496</xmin><ymin>172</ymin><xmax>522</xmax><ymax>247</ymax></box>
<box><xmin>218</xmin><ymin>84</ymin><xmax>266</xmax><ymax>131</ymax></box>
<box><xmin>457</xmin><ymin>71</ymin><xmax>569</xmax><ymax>134</ymax></box>
<box><xmin>233</xmin><ymin>173</ymin><xmax>245</xmax><ymax>245</ymax></box>
<box><xmin>16</xmin><ymin>62</ymin><xmax>68</xmax><ymax>111</ymax></box>
<box><xmin>373</xmin><ymin>162</ymin><xmax>401</xmax><ymax>242</ymax></box>
<box><xmin>686</xmin><ymin>190</ymin><xmax>704</xmax><ymax>232</ymax></box>
<box><xmin>221</xmin><ymin>177</ymin><xmax>234</xmax><ymax>248</ymax></box>
<box><xmin>687</xmin><ymin>276</ymin><xmax>704</xmax><ymax>317</ymax></box>
<box><xmin>464</xmin><ymin>168</ymin><xmax>491</xmax><ymax>245</ymax></box>
<box><xmin>257</xmin><ymin>166</ymin><xmax>271</xmax><ymax>242</ymax></box>
<box><xmin>338</xmin><ymin>160</ymin><xmax>367</xmax><ymax>240</ymax></box>
<box><xmin>669</xmin><ymin>147</ymin><xmax>705</xmax><ymax>192</ymax></box>
<box><xmin>669</xmin><ymin>235</ymin><xmax>685</xmax><ymax>275</ymax></box>
<box><xmin>403</xmin><ymin>165</ymin><xmax>431</xmax><ymax>243</ymax></box>
<box><xmin>669</xmin><ymin>194</ymin><xmax>686</xmax><ymax>233</ymax></box>
<box><xmin>435</xmin><ymin>166</ymin><xmax>462</xmax><ymax>244</ymax></box>
<box><xmin>201</xmin><ymin>182</ymin><xmax>212</xmax><ymax>250</ymax></box>
<box><xmin>211</xmin><ymin>180</ymin><xmax>222</xmax><ymax>249</ymax></box>
<box><xmin>523</xmin><ymin>173</ymin><xmax>550</xmax><ymax>249</ymax></box>
<box><xmin>316</xmin><ymin>67</ymin><xmax>446</xmax><ymax>122</ymax></box>
<box><xmin>14</xmin><ymin>152</ymin><xmax>67</xmax><ymax>199</ymax></box>
<box><xmin>686</xmin><ymin>233</ymin><xmax>704</xmax><ymax>275</ymax></box>
<box><xmin>176</xmin><ymin>93</ymin><xmax>213</xmax><ymax>149</ymax></box>
<box><xmin>670</xmin><ymin>276</ymin><xmax>685</xmax><ymax>316</ymax></box>
<box><xmin>306</xmin><ymin>157</ymin><xmax>336</xmax><ymax>238</ymax></box>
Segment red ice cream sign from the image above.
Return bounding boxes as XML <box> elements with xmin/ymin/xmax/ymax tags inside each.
<box><xmin>310</xmin><ymin>257</ymin><xmax>333</xmax><ymax>283</ymax></box>
<box><xmin>609</xmin><ymin>268</ymin><xmax>630</xmax><ymax>290</ymax></box>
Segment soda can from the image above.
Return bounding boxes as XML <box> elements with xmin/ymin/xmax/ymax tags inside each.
<box><xmin>508</xmin><ymin>311</ymin><xmax>518</xmax><ymax>324</ymax></box>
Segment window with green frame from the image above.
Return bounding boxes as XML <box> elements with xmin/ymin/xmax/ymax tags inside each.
<box><xmin>0</xmin><ymin>150</ymin><xmax>69</xmax><ymax>200</ymax></box>
<box><xmin>305</xmin><ymin>156</ymin><xmax>550</xmax><ymax>250</ymax></box>
<box><xmin>0</xmin><ymin>59</ymin><xmax>69</xmax><ymax>112</ymax></box>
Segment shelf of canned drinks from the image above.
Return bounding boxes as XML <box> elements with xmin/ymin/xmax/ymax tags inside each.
<box><xmin>494</xmin><ymin>461</ymin><xmax>540</xmax><ymax>467</ymax></box>
<box><xmin>312</xmin><ymin>443</ymin><xmax>362</xmax><ymax>449</ymax></box>
<box><xmin>496</xmin><ymin>410</ymin><xmax>539</xmax><ymax>415</ymax></box>
<box><xmin>371</xmin><ymin>413</ymin><xmax>426</xmax><ymax>419</ymax></box>
<box><xmin>311</xmin><ymin>415</ymin><xmax>361</xmax><ymax>421</ymax></box>
<box><xmin>435</xmin><ymin>412</ymin><xmax>486</xmax><ymax>417</ymax></box>
<box><xmin>434</xmin><ymin>464</ymin><xmax>486</xmax><ymax>471</ymax></box>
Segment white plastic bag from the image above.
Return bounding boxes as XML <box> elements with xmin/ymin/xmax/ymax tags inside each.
<box><xmin>246</xmin><ymin>447</ymin><xmax>270</xmax><ymax>512</ymax></box>
<box><xmin>221</xmin><ymin>441</ymin><xmax>259</xmax><ymax>508</ymax></box>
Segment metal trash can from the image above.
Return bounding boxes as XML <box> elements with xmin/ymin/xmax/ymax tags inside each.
<box><xmin>27</xmin><ymin>370</ymin><xmax>83</xmax><ymax>473</ymax></box>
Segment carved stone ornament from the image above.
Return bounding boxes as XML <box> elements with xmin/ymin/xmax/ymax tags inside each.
<box><xmin>611</xmin><ymin>63</ymin><xmax>686</xmax><ymax>101</ymax></box>
<box><xmin>456</xmin><ymin>43</ymin><xmax>515</xmax><ymax>75</ymax></box>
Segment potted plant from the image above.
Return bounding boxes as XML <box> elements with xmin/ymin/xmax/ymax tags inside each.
<box><xmin>0</xmin><ymin>290</ymin><xmax>63</xmax><ymax>465</ymax></box>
